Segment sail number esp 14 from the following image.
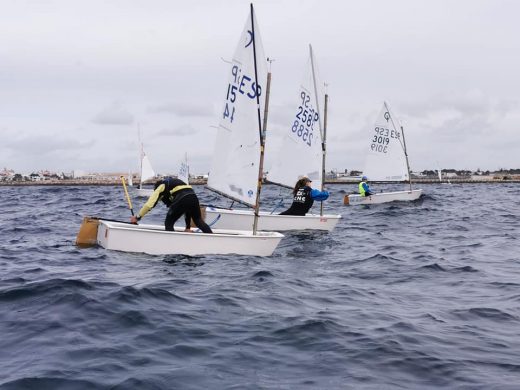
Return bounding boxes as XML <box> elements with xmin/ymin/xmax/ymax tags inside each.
<box><xmin>223</xmin><ymin>65</ymin><xmax>262</xmax><ymax>124</ymax></box>
<box><xmin>291</xmin><ymin>90</ymin><xmax>319</xmax><ymax>147</ymax></box>
<box><xmin>371</xmin><ymin>126</ymin><xmax>401</xmax><ymax>154</ymax></box>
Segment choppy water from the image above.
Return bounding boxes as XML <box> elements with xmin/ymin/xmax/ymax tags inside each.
<box><xmin>1</xmin><ymin>183</ymin><xmax>519</xmax><ymax>389</ymax></box>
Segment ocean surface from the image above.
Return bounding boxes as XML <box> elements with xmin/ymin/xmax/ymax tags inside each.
<box><xmin>1</xmin><ymin>183</ymin><xmax>519</xmax><ymax>389</ymax></box>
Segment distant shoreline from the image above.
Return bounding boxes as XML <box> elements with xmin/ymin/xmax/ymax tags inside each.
<box><xmin>1</xmin><ymin>178</ymin><xmax>519</xmax><ymax>187</ymax></box>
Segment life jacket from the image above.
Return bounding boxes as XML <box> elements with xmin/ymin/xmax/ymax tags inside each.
<box><xmin>289</xmin><ymin>186</ymin><xmax>314</xmax><ymax>214</ymax></box>
<box><xmin>158</xmin><ymin>177</ymin><xmax>193</xmax><ymax>207</ymax></box>
<box><xmin>359</xmin><ymin>182</ymin><xmax>366</xmax><ymax>196</ymax></box>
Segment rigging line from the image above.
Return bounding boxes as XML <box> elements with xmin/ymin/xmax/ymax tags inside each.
<box><xmin>270</xmin><ymin>198</ymin><xmax>285</xmax><ymax>215</ymax></box>
<box><xmin>194</xmin><ymin>214</ymin><xmax>221</xmax><ymax>232</ymax></box>
<box><xmin>384</xmin><ymin>102</ymin><xmax>413</xmax><ymax>191</ymax></box>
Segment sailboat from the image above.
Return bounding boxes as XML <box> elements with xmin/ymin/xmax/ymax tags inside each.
<box><xmin>178</xmin><ymin>152</ymin><xmax>189</xmax><ymax>184</ymax></box>
<box><xmin>344</xmin><ymin>102</ymin><xmax>422</xmax><ymax>205</ymax></box>
<box><xmin>438</xmin><ymin>168</ymin><xmax>452</xmax><ymax>185</ymax></box>
<box><xmin>204</xmin><ymin>45</ymin><xmax>341</xmax><ymax>231</ymax></box>
<box><xmin>135</xmin><ymin>142</ymin><xmax>156</xmax><ymax>198</ymax></box>
<box><xmin>76</xmin><ymin>5</ymin><xmax>283</xmax><ymax>257</ymax></box>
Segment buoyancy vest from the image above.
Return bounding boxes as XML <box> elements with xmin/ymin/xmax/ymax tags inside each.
<box><xmin>289</xmin><ymin>186</ymin><xmax>314</xmax><ymax>214</ymax></box>
<box><xmin>158</xmin><ymin>178</ymin><xmax>193</xmax><ymax>207</ymax></box>
<box><xmin>359</xmin><ymin>182</ymin><xmax>366</xmax><ymax>196</ymax></box>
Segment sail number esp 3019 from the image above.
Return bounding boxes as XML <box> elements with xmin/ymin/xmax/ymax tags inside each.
<box><xmin>371</xmin><ymin>126</ymin><xmax>400</xmax><ymax>154</ymax></box>
<box><xmin>291</xmin><ymin>91</ymin><xmax>319</xmax><ymax>147</ymax></box>
<box><xmin>223</xmin><ymin>64</ymin><xmax>262</xmax><ymax>124</ymax></box>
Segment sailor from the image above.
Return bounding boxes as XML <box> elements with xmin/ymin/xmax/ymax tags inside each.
<box><xmin>130</xmin><ymin>177</ymin><xmax>212</xmax><ymax>233</ymax></box>
<box><xmin>279</xmin><ymin>177</ymin><xmax>329</xmax><ymax>216</ymax></box>
<box><xmin>358</xmin><ymin>176</ymin><xmax>374</xmax><ymax>197</ymax></box>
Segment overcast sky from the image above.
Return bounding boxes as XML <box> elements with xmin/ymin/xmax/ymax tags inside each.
<box><xmin>1</xmin><ymin>0</ymin><xmax>519</xmax><ymax>174</ymax></box>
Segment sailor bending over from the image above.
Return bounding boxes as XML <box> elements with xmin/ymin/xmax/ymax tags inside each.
<box><xmin>130</xmin><ymin>177</ymin><xmax>212</xmax><ymax>233</ymax></box>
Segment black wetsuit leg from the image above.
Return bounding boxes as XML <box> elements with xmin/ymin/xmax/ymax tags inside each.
<box><xmin>164</xmin><ymin>200</ymin><xmax>186</xmax><ymax>231</ymax></box>
<box><xmin>165</xmin><ymin>193</ymin><xmax>212</xmax><ymax>233</ymax></box>
<box><xmin>185</xmin><ymin>195</ymin><xmax>212</xmax><ymax>233</ymax></box>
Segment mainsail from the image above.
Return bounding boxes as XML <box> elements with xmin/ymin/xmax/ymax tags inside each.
<box><xmin>140</xmin><ymin>152</ymin><xmax>155</xmax><ymax>185</ymax></box>
<box><xmin>207</xmin><ymin>7</ymin><xmax>267</xmax><ymax>207</ymax></box>
<box><xmin>267</xmin><ymin>45</ymin><xmax>324</xmax><ymax>190</ymax></box>
<box><xmin>363</xmin><ymin>102</ymin><xmax>409</xmax><ymax>182</ymax></box>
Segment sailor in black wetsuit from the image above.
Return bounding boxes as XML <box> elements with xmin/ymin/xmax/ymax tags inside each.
<box><xmin>279</xmin><ymin>177</ymin><xmax>329</xmax><ymax>216</ymax></box>
<box><xmin>130</xmin><ymin>177</ymin><xmax>212</xmax><ymax>233</ymax></box>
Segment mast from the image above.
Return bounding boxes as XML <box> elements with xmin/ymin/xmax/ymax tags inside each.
<box><xmin>320</xmin><ymin>91</ymin><xmax>328</xmax><ymax>215</ymax></box>
<box><xmin>137</xmin><ymin>123</ymin><xmax>143</xmax><ymax>190</ymax></box>
<box><xmin>250</xmin><ymin>3</ymin><xmax>267</xmax><ymax>235</ymax></box>
<box><xmin>400</xmin><ymin>123</ymin><xmax>413</xmax><ymax>191</ymax></box>
<box><xmin>309</xmin><ymin>45</ymin><xmax>324</xmax><ymax>187</ymax></box>
<box><xmin>384</xmin><ymin>101</ymin><xmax>413</xmax><ymax>191</ymax></box>
<box><xmin>185</xmin><ymin>152</ymin><xmax>189</xmax><ymax>182</ymax></box>
<box><xmin>310</xmin><ymin>44</ymin><xmax>327</xmax><ymax>215</ymax></box>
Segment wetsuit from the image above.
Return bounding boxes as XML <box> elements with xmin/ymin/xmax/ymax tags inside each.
<box><xmin>136</xmin><ymin>177</ymin><xmax>212</xmax><ymax>233</ymax></box>
<box><xmin>279</xmin><ymin>186</ymin><xmax>329</xmax><ymax>216</ymax></box>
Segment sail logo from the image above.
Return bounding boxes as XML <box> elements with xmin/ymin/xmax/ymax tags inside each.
<box><xmin>384</xmin><ymin>111</ymin><xmax>391</xmax><ymax>122</ymax></box>
<box><xmin>245</xmin><ymin>30</ymin><xmax>253</xmax><ymax>48</ymax></box>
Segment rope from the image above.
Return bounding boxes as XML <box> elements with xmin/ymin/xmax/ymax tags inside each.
<box><xmin>270</xmin><ymin>197</ymin><xmax>285</xmax><ymax>215</ymax></box>
<box><xmin>194</xmin><ymin>214</ymin><xmax>221</xmax><ymax>233</ymax></box>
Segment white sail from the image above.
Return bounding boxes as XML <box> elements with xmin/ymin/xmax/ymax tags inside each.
<box><xmin>438</xmin><ymin>169</ymin><xmax>442</xmax><ymax>182</ymax></box>
<box><xmin>140</xmin><ymin>154</ymin><xmax>155</xmax><ymax>184</ymax></box>
<box><xmin>345</xmin><ymin>101</ymin><xmax>423</xmax><ymax>205</ymax></box>
<box><xmin>128</xmin><ymin>171</ymin><xmax>133</xmax><ymax>187</ymax></box>
<box><xmin>178</xmin><ymin>153</ymin><xmax>189</xmax><ymax>184</ymax></box>
<box><xmin>204</xmin><ymin>42</ymin><xmax>342</xmax><ymax>231</ymax></box>
<box><xmin>207</xmin><ymin>8</ymin><xmax>267</xmax><ymax>207</ymax></box>
<box><xmin>363</xmin><ymin>102</ymin><xmax>409</xmax><ymax>181</ymax></box>
<box><xmin>267</xmin><ymin>46</ymin><xmax>323</xmax><ymax>189</ymax></box>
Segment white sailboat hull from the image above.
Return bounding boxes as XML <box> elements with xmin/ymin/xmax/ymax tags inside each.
<box><xmin>204</xmin><ymin>207</ymin><xmax>341</xmax><ymax>231</ymax></box>
<box><xmin>345</xmin><ymin>189</ymin><xmax>422</xmax><ymax>205</ymax></box>
<box><xmin>97</xmin><ymin>220</ymin><xmax>284</xmax><ymax>256</ymax></box>
<box><xmin>135</xmin><ymin>188</ymin><xmax>154</xmax><ymax>198</ymax></box>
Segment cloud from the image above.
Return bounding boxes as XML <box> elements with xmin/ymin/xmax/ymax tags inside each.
<box><xmin>147</xmin><ymin>102</ymin><xmax>213</xmax><ymax>117</ymax></box>
<box><xmin>92</xmin><ymin>102</ymin><xmax>134</xmax><ymax>125</ymax></box>
<box><xmin>0</xmin><ymin>129</ymin><xmax>97</xmax><ymax>171</ymax></box>
<box><xmin>2</xmin><ymin>131</ymin><xmax>95</xmax><ymax>153</ymax></box>
<box><xmin>155</xmin><ymin>124</ymin><xmax>198</xmax><ymax>137</ymax></box>
<box><xmin>2</xmin><ymin>1</ymin><xmax>520</xmax><ymax>173</ymax></box>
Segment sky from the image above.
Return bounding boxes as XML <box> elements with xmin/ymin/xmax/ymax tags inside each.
<box><xmin>1</xmin><ymin>0</ymin><xmax>519</xmax><ymax>175</ymax></box>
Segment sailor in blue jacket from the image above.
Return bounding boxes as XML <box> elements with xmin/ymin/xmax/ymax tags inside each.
<box><xmin>279</xmin><ymin>177</ymin><xmax>329</xmax><ymax>216</ymax></box>
<box><xmin>359</xmin><ymin>176</ymin><xmax>374</xmax><ymax>196</ymax></box>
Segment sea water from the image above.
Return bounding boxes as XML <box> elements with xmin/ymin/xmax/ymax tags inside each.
<box><xmin>0</xmin><ymin>183</ymin><xmax>519</xmax><ymax>389</ymax></box>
